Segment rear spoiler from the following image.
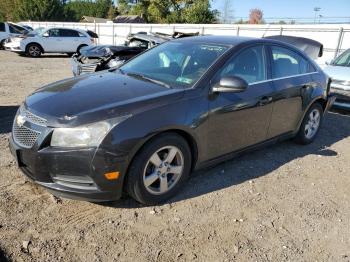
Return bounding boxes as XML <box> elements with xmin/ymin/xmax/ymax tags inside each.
<box><xmin>265</xmin><ymin>35</ymin><xmax>323</xmax><ymax>60</ymax></box>
<box><xmin>86</xmin><ymin>30</ymin><xmax>99</xmax><ymax>38</ymax></box>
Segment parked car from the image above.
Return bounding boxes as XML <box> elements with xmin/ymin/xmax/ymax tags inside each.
<box><xmin>4</xmin><ymin>27</ymin><xmax>96</xmax><ymax>57</ymax></box>
<box><xmin>71</xmin><ymin>32</ymin><xmax>199</xmax><ymax>76</ymax></box>
<box><xmin>323</xmin><ymin>48</ymin><xmax>350</xmax><ymax>110</ymax></box>
<box><xmin>0</xmin><ymin>22</ymin><xmax>29</xmax><ymax>49</ymax></box>
<box><xmin>9</xmin><ymin>36</ymin><xmax>335</xmax><ymax>205</ymax></box>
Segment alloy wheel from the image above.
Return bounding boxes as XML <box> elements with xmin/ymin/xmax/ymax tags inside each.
<box><xmin>29</xmin><ymin>46</ymin><xmax>41</xmax><ymax>57</ymax></box>
<box><xmin>143</xmin><ymin>146</ymin><xmax>184</xmax><ymax>195</ymax></box>
<box><xmin>304</xmin><ymin>108</ymin><xmax>321</xmax><ymax>139</ymax></box>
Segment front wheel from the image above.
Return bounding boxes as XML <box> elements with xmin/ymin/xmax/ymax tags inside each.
<box><xmin>295</xmin><ymin>103</ymin><xmax>323</xmax><ymax>145</ymax></box>
<box><xmin>26</xmin><ymin>44</ymin><xmax>42</xmax><ymax>57</ymax></box>
<box><xmin>126</xmin><ymin>133</ymin><xmax>192</xmax><ymax>205</ymax></box>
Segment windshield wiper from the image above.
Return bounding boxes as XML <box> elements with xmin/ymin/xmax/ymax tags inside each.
<box><xmin>126</xmin><ymin>72</ymin><xmax>171</xmax><ymax>88</ymax></box>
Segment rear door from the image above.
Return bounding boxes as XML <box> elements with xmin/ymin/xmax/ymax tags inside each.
<box><xmin>266</xmin><ymin>45</ymin><xmax>317</xmax><ymax>138</ymax></box>
<box><xmin>59</xmin><ymin>29</ymin><xmax>81</xmax><ymax>52</ymax></box>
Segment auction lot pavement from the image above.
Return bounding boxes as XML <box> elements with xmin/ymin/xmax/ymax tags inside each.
<box><xmin>0</xmin><ymin>51</ymin><xmax>349</xmax><ymax>262</ymax></box>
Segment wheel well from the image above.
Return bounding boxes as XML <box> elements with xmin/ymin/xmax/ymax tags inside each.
<box><xmin>313</xmin><ymin>98</ymin><xmax>327</xmax><ymax>112</ymax></box>
<box><xmin>77</xmin><ymin>44</ymin><xmax>88</xmax><ymax>53</ymax></box>
<box><xmin>122</xmin><ymin>129</ymin><xmax>199</xmax><ymax>191</ymax></box>
<box><xmin>26</xmin><ymin>42</ymin><xmax>44</xmax><ymax>53</ymax></box>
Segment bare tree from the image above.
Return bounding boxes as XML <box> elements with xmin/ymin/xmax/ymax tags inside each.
<box><xmin>249</xmin><ymin>8</ymin><xmax>263</xmax><ymax>24</ymax></box>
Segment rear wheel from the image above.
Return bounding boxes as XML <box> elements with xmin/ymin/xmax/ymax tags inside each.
<box><xmin>295</xmin><ymin>103</ymin><xmax>323</xmax><ymax>144</ymax></box>
<box><xmin>126</xmin><ymin>133</ymin><xmax>192</xmax><ymax>205</ymax></box>
<box><xmin>26</xmin><ymin>44</ymin><xmax>42</xmax><ymax>57</ymax></box>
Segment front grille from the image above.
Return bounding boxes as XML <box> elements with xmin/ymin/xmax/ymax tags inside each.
<box><xmin>12</xmin><ymin>107</ymin><xmax>47</xmax><ymax>148</ymax></box>
<box><xmin>21</xmin><ymin>107</ymin><xmax>47</xmax><ymax>126</ymax></box>
<box><xmin>80</xmin><ymin>63</ymin><xmax>98</xmax><ymax>75</ymax></box>
<box><xmin>13</xmin><ymin>122</ymin><xmax>41</xmax><ymax>148</ymax></box>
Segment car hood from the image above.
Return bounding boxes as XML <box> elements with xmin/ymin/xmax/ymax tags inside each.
<box><xmin>25</xmin><ymin>71</ymin><xmax>183</xmax><ymax>127</ymax></box>
<box><xmin>79</xmin><ymin>45</ymin><xmax>145</xmax><ymax>58</ymax></box>
<box><xmin>323</xmin><ymin>65</ymin><xmax>350</xmax><ymax>81</ymax></box>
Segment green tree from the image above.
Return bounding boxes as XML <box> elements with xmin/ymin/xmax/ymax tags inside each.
<box><xmin>183</xmin><ymin>0</ymin><xmax>216</xmax><ymax>23</ymax></box>
<box><xmin>14</xmin><ymin>0</ymin><xmax>64</xmax><ymax>21</ymax></box>
<box><xmin>116</xmin><ymin>0</ymin><xmax>130</xmax><ymax>15</ymax></box>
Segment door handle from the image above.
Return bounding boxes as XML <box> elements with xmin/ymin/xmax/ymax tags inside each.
<box><xmin>259</xmin><ymin>96</ymin><xmax>272</xmax><ymax>106</ymax></box>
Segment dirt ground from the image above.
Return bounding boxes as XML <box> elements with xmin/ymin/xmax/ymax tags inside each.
<box><xmin>0</xmin><ymin>51</ymin><xmax>349</xmax><ymax>262</ymax></box>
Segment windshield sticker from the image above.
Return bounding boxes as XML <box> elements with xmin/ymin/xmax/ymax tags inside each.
<box><xmin>176</xmin><ymin>77</ymin><xmax>193</xmax><ymax>84</ymax></box>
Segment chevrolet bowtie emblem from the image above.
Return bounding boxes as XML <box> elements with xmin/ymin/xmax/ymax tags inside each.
<box><xmin>16</xmin><ymin>115</ymin><xmax>26</xmax><ymax>127</ymax></box>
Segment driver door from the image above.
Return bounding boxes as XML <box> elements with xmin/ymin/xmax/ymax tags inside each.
<box><xmin>207</xmin><ymin>45</ymin><xmax>274</xmax><ymax>159</ymax></box>
<box><xmin>42</xmin><ymin>29</ymin><xmax>63</xmax><ymax>52</ymax></box>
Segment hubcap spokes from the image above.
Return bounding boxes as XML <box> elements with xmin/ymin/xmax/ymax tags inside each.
<box><xmin>143</xmin><ymin>146</ymin><xmax>184</xmax><ymax>195</ymax></box>
<box><xmin>304</xmin><ymin>109</ymin><xmax>320</xmax><ymax>139</ymax></box>
<box><xmin>29</xmin><ymin>46</ymin><xmax>40</xmax><ymax>56</ymax></box>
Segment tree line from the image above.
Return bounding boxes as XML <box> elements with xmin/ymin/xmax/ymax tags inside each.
<box><xmin>0</xmin><ymin>0</ymin><xmax>218</xmax><ymax>24</ymax></box>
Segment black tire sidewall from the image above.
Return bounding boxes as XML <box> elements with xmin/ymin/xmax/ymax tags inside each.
<box><xmin>127</xmin><ymin>134</ymin><xmax>192</xmax><ymax>205</ymax></box>
<box><xmin>296</xmin><ymin>103</ymin><xmax>323</xmax><ymax>144</ymax></box>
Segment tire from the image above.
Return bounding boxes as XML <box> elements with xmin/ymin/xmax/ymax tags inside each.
<box><xmin>295</xmin><ymin>103</ymin><xmax>323</xmax><ymax>145</ymax></box>
<box><xmin>0</xmin><ymin>39</ymin><xmax>5</xmax><ymax>50</ymax></box>
<box><xmin>126</xmin><ymin>133</ymin><xmax>192</xmax><ymax>205</ymax></box>
<box><xmin>77</xmin><ymin>44</ymin><xmax>87</xmax><ymax>55</ymax></box>
<box><xmin>26</xmin><ymin>43</ymin><xmax>42</xmax><ymax>57</ymax></box>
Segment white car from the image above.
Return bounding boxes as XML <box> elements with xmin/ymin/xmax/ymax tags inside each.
<box><xmin>323</xmin><ymin>48</ymin><xmax>350</xmax><ymax>110</ymax></box>
<box><xmin>4</xmin><ymin>27</ymin><xmax>95</xmax><ymax>57</ymax></box>
<box><xmin>0</xmin><ymin>22</ymin><xmax>29</xmax><ymax>49</ymax></box>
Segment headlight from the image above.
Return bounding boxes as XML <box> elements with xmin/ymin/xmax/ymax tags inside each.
<box><xmin>50</xmin><ymin>116</ymin><xmax>130</xmax><ymax>147</ymax></box>
<box><xmin>107</xmin><ymin>59</ymin><xmax>124</xmax><ymax>68</ymax></box>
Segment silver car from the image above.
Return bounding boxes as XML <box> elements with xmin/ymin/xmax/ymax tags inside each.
<box><xmin>323</xmin><ymin>49</ymin><xmax>350</xmax><ymax>110</ymax></box>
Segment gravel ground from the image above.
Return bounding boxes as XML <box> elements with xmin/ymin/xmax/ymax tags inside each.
<box><xmin>0</xmin><ymin>51</ymin><xmax>349</xmax><ymax>262</ymax></box>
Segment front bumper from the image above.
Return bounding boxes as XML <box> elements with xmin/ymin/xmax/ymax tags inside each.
<box><xmin>330</xmin><ymin>84</ymin><xmax>350</xmax><ymax>110</ymax></box>
<box><xmin>4</xmin><ymin>43</ymin><xmax>23</xmax><ymax>52</ymax></box>
<box><xmin>9</xmin><ymin>134</ymin><xmax>127</xmax><ymax>202</ymax></box>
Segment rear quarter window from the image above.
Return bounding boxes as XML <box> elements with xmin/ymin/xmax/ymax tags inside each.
<box><xmin>271</xmin><ymin>46</ymin><xmax>316</xmax><ymax>78</ymax></box>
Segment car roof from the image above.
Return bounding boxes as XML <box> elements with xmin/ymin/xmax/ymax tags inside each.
<box><xmin>173</xmin><ymin>35</ymin><xmax>259</xmax><ymax>46</ymax></box>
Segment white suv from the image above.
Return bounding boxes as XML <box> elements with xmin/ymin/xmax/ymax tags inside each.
<box><xmin>0</xmin><ymin>22</ymin><xmax>29</xmax><ymax>49</ymax></box>
<box><xmin>4</xmin><ymin>27</ymin><xmax>94</xmax><ymax>57</ymax></box>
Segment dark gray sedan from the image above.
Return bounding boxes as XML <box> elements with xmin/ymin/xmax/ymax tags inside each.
<box><xmin>10</xmin><ymin>36</ymin><xmax>335</xmax><ymax>204</ymax></box>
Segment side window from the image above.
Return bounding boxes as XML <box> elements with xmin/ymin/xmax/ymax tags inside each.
<box><xmin>0</xmin><ymin>23</ymin><xmax>5</xmax><ymax>32</ymax></box>
<box><xmin>217</xmin><ymin>45</ymin><xmax>266</xmax><ymax>84</ymax></box>
<box><xmin>271</xmin><ymin>46</ymin><xmax>314</xmax><ymax>78</ymax></box>
<box><xmin>48</xmin><ymin>29</ymin><xmax>60</xmax><ymax>37</ymax></box>
<box><xmin>60</xmin><ymin>29</ymin><xmax>80</xmax><ymax>37</ymax></box>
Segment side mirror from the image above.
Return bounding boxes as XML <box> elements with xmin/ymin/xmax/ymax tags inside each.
<box><xmin>212</xmin><ymin>76</ymin><xmax>248</xmax><ymax>93</ymax></box>
<box><xmin>42</xmin><ymin>32</ymin><xmax>49</xmax><ymax>37</ymax></box>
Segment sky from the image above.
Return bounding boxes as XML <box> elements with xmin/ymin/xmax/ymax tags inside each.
<box><xmin>212</xmin><ymin>0</ymin><xmax>350</xmax><ymax>21</ymax></box>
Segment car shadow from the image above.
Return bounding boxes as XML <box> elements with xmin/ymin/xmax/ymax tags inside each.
<box><xmin>0</xmin><ymin>106</ymin><xmax>19</xmax><ymax>134</ymax></box>
<box><xmin>103</xmin><ymin>111</ymin><xmax>350</xmax><ymax>208</ymax></box>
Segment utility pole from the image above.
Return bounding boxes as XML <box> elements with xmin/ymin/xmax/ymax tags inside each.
<box><xmin>222</xmin><ymin>0</ymin><xmax>234</xmax><ymax>24</ymax></box>
<box><xmin>313</xmin><ymin>7</ymin><xmax>321</xmax><ymax>24</ymax></box>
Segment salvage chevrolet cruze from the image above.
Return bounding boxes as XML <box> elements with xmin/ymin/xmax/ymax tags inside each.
<box><xmin>10</xmin><ymin>36</ymin><xmax>335</xmax><ymax>204</ymax></box>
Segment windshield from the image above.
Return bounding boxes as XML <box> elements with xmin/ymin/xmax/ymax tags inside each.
<box><xmin>119</xmin><ymin>41</ymin><xmax>229</xmax><ymax>88</ymax></box>
<box><xmin>333</xmin><ymin>49</ymin><xmax>350</xmax><ymax>67</ymax></box>
<box><xmin>26</xmin><ymin>27</ymin><xmax>46</xmax><ymax>37</ymax></box>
